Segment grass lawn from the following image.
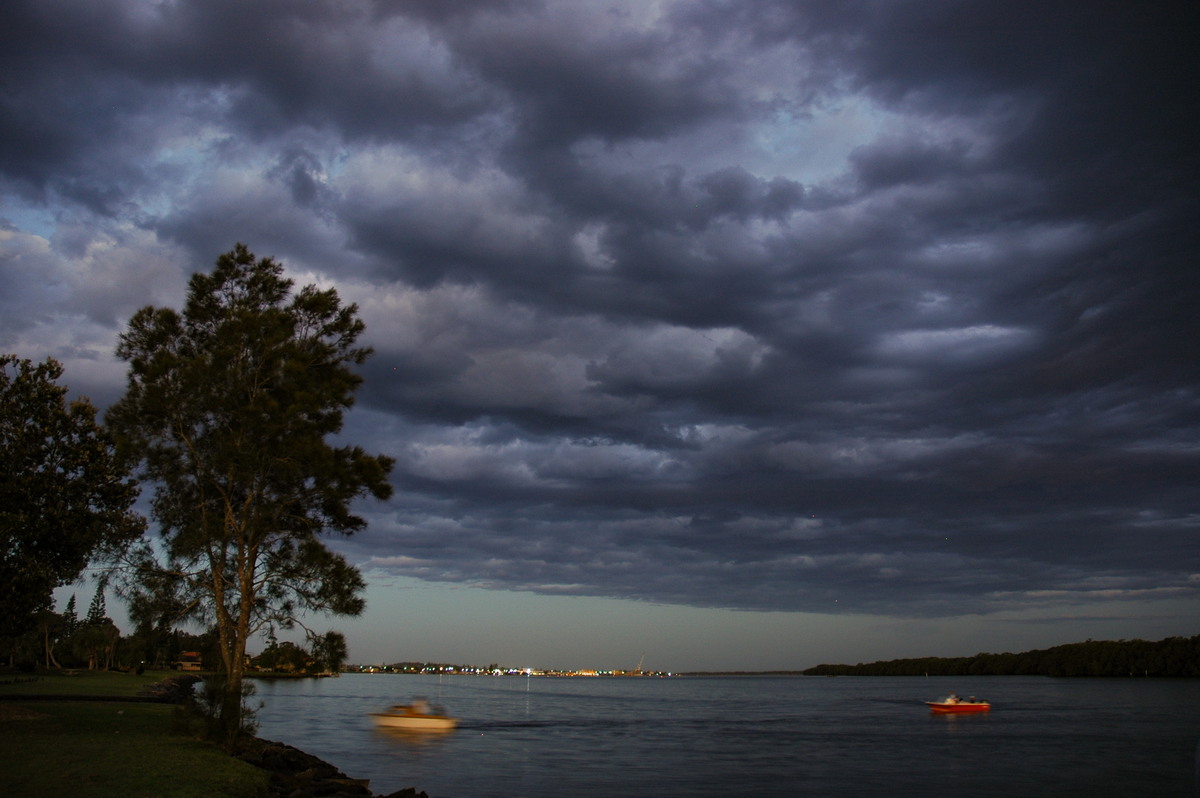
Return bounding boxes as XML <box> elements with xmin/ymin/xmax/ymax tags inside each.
<box><xmin>0</xmin><ymin>668</ymin><xmax>170</xmax><ymax>697</ymax></box>
<box><xmin>0</xmin><ymin>671</ymin><xmax>270</xmax><ymax>798</ymax></box>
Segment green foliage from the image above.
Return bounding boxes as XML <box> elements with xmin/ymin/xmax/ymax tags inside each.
<box><xmin>250</xmin><ymin>630</ymin><xmax>348</xmax><ymax>674</ymax></box>
<box><xmin>251</xmin><ymin>639</ymin><xmax>312</xmax><ymax>672</ymax></box>
<box><xmin>311</xmin><ymin>630</ymin><xmax>349</xmax><ymax>673</ymax></box>
<box><xmin>0</xmin><ymin>355</ymin><xmax>144</xmax><ymax>638</ymax></box>
<box><xmin>62</xmin><ymin>594</ymin><xmax>79</xmax><ymax>634</ymax></box>
<box><xmin>184</xmin><ymin>673</ymin><xmax>261</xmax><ymax>739</ymax></box>
<box><xmin>64</xmin><ymin>620</ymin><xmax>120</xmax><ymax>670</ymax></box>
<box><xmin>802</xmin><ymin>634</ymin><xmax>1200</xmax><ymax>677</ymax></box>
<box><xmin>123</xmin><ymin>565</ymin><xmax>198</xmax><ymax>668</ymax></box>
<box><xmin>107</xmin><ymin>244</ymin><xmax>393</xmax><ymax>746</ymax></box>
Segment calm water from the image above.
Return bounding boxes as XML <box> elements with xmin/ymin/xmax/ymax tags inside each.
<box><xmin>252</xmin><ymin>673</ymin><xmax>1200</xmax><ymax>797</ymax></box>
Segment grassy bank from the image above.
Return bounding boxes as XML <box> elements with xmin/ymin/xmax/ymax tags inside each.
<box><xmin>0</xmin><ymin>668</ymin><xmax>167</xmax><ymax>696</ymax></box>
<box><xmin>0</xmin><ymin>670</ymin><xmax>269</xmax><ymax>798</ymax></box>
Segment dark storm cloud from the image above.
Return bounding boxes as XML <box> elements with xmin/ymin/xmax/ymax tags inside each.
<box><xmin>2</xmin><ymin>0</ymin><xmax>1197</xmax><ymax>620</ymax></box>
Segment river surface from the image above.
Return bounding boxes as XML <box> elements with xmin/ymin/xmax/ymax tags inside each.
<box><xmin>252</xmin><ymin>673</ymin><xmax>1200</xmax><ymax>797</ymax></box>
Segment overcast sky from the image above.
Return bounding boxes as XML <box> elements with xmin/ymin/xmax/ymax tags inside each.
<box><xmin>4</xmin><ymin>0</ymin><xmax>1198</xmax><ymax>671</ymax></box>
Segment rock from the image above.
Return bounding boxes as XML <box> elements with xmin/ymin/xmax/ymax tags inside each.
<box><xmin>137</xmin><ymin>674</ymin><xmax>202</xmax><ymax>703</ymax></box>
<box><xmin>236</xmin><ymin>737</ymin><xmax>417</xmax><ymax>797</ymax></box>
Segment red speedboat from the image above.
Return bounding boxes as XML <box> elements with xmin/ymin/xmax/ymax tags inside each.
<box><xmin>925</xmin><ymin>695</ymin><xmax>990</xmax><ymax>713</ymax></box>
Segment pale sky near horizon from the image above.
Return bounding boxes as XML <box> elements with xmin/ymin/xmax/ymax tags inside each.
<box><xmin>15</xmin><ymin>0</ymin><xmax>1200</xmax><ymax>672</ymax></box>
<box><xmin>331</xmin><ymin>578</ymin><xmax>1199</xmax><ymax>672</ymax></box>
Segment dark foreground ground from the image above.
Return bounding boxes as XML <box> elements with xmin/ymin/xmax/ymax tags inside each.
<box><xmin>4</xmin><ymin>673</ymin><xmax>428</xmax><ymax>798</ymax></box>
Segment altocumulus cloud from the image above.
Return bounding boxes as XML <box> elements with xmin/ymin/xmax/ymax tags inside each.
<box><xmin>1</xmin><ymin>0</ymin><xmax>1197</xmax><ymax>624</ymax></box>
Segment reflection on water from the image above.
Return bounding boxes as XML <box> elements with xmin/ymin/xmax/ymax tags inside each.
<box><xmin>373</xmin><ymin>726</ymin><xmax>456</xmax><ymax>746</ymax></box>
<box><xmin>931</xmin><ymin>711</ymin><xmax>991</xmax><ymax>734</ymax></box>
<box><xmin>253</xmin><ymin>674</ymin><xmax>1200</xmax><ymax>798</ymax></box>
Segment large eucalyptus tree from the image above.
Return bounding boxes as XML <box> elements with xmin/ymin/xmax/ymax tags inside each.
<box><xmin>108</xmin><ymin>244</ymin><xmax>393</xmax><ymax>744</ymax></box>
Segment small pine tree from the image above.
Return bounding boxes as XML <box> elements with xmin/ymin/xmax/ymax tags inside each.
<box><xmin>86</xmin><ymin>585</ymin><xmax>107</xmax><ymax>625</ymax></box>
<box><xmin>62</xmin><ymin>595</ymin><xmax>78</xmax><ymax>635</ymax></box>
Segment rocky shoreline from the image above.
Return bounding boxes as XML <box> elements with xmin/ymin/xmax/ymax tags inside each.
<box><xmin>234</xmin><ymin>735</ymin><xmax>427</xmax><ymax>798</ymax></box>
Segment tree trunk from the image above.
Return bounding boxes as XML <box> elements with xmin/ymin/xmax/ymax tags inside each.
<box><xmin>221</xmin><ymin>553</ymin><xmax>256</xmax><ymax>750</ymax></box>
<box><xmin>42</xmin><ymin>624</ymin><xmax>61</xmax><ymax>669</ymax></box>
<box><xmin>215</xmin><ymin>622</ymin><xmax>243</xmax><ymax>748</ymax></box>
<box><xmin>210</xmin><ymin>541</ymin><xmax>245</xmax><ymax>750</ymax></box>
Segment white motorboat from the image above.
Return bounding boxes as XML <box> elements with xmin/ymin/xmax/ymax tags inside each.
<box><xmin>370</xmin><ymin>699</ymin><xmax>458</xmax><ymax>731</ymax></box>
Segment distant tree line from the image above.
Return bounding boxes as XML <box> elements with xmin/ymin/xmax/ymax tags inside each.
<box><xmin>1</xmin><ymin>587</ymin><xmax>348</xmax><ymax>676</ymax></box>
<box><xmin>0</xmin><ymin>584</ymin><xmax>212</xmax><ymax>673</ymax></box>
<box><xmin>250</xmin><ymin>632</ymin><xmax>348</xmax><ymax>675</ymax></box>
<box><xmin>802</xmin><ymin>635</ymin><xmax>1200</xmax><ymax>677</ymax></box>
